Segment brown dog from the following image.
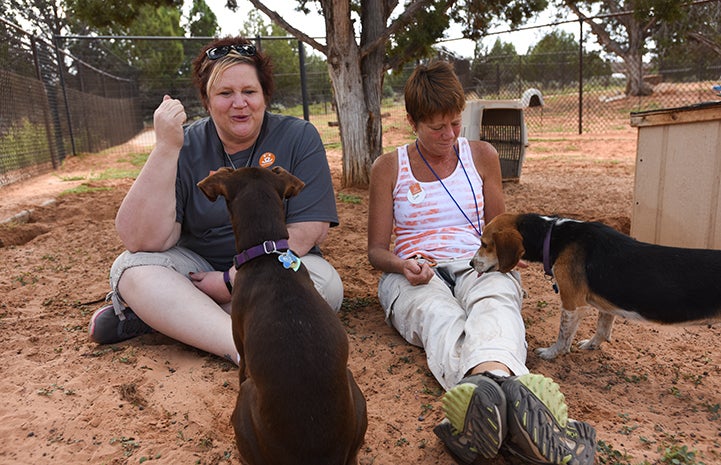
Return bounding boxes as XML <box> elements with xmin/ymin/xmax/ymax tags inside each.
<box><xmin>198</xmin><ymin>166</ymin><xmax>367</xmax><ymax>465</ymax></box>
<box><xmin>471</xmin><ymin>212</ymin><xmax>721</xmax><ymax>360</ymax></box>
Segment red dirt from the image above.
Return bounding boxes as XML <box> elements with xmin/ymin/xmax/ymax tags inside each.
<box><xmin>1</xmin><ymin>125</ymin><xmax>719</xmax><ymax>465</ymax></box>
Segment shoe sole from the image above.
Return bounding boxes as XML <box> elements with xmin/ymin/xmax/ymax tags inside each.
<box><xmin>503</xmin><ymin>373</ymin><xmax>594</xmax><ymax>465</ymax></box>
<box><xmin>433</xmin><ymin>420</ymin><xmax>478</xmax><ymax>464</ymax></box>
<box><xmin>441</xmin><ymin>376</ymin><xmax>507</xmax><ymax>459</ymax></box>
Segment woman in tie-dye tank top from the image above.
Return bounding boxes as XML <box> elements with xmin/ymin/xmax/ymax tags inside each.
<box><xmin>367</xmin><ymin>61</ymin><xmax>596</xmax><ymax>465</ymax></box>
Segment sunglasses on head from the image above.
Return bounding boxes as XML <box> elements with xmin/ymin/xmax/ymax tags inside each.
<box><xmin>205</xmin><ymin>43</ymin><xmax>257</xmax><ymax>60</ymax></box>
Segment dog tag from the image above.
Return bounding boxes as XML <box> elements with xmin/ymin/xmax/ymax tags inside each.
<box><xmin>278</xmin><ymin>251</ymin><xmax>301</xmax><ymax>271</ymax></box>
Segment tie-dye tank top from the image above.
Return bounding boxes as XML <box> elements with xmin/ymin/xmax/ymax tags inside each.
<box><xmin>392</xmin><ymin>137</ymin><xmax>485</xmax><ymax>260</ymax></box>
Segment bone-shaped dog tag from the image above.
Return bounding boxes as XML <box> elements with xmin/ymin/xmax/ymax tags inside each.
<box><xmin>278</xmin><ymin>250</ymin><xmax>301</xmax><ymax>271</ymax></box>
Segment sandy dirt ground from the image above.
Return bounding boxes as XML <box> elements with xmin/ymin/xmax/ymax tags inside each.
<box><xmin>1</xmin><ymin>125</ymin><xmax>720</xmax><ymax>465</ymax></box>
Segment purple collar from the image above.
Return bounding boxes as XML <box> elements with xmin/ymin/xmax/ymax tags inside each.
<box><xmin>233</xmin><ymin>239</ymin><xmax>289</xmax><ymax>269</ymax></box>
<box><xmin>542</xmin><ymin>220</ymin><xmax>556</xmax><ymax>276</ymax></box>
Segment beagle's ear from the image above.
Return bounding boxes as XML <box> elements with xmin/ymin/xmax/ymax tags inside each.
<box><xmin>271</xmin><ymin>166</ymin><xmax>305</xmax><ymax>199</ymax></box>
<box><xmin>197</xmin><ymin>167</ymin><xmax>234</xmax><ymax>201</ymax></box>
<box><xmin>494</xmin><ymin>229</ymin><xmax>525</xmax><ymax>273</ymax></box>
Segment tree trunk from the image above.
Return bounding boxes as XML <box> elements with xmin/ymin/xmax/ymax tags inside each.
<box><xmin>623</xmin><ymin>51</ymin><xmax>653</xmax><ymax>96</ymax></box>
<box><xmin>323</xmin><ymin>0</ymin><xmax>382</xmax><ymax>188</ymax></box>
<box><xmin>327</xmin><ymin>55</ymin><xmax>376</xmax><ymax>188</ymax></box>
<box><xmin>359</xmin><ymin>0</ymin><xmax>386</xmax><ymax>185</ymax></box>
<box><xmin>251</xmin><ymin>0</ymin><xmax>433</xmax><ymax>187</ymax></box>
<box><xmin>562</xmin><ymin>1</ymin><xmax>656</xmax><ymax>98</ymax></box>
<box><xmin>621</xmin><ymin>21</ymin><xmax>653</xmax><ymax>97</ymax></box>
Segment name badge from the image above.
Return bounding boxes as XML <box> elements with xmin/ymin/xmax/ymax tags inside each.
<box><xmin>259</xmin><ymin>152</ymin><xmax>276</xmax><ymax>168</ymax></box>
<box><xmin>407</xmin><ymin>182</ymin><xmax>426</xmax><ymax>204</ymax></box>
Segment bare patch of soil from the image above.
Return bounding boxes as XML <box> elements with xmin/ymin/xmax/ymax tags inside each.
<box><xmin>1</xmin><ymin>125</ymin><xmax>719</xmax><ymax>465</ymax></box>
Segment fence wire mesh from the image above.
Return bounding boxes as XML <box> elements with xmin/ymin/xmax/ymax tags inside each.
<box><xmin>469</xmin><ymin>51</ymin><xmax>721</xmax><ymax>134</ymax></box>
<box><xmin>1</xmin><ymin>19</ymin><xmax>144</xmax><ymax>185</ymax></box>
<box><xmin>1</xmin><ymin>18</ymin><xmax>720</xmax><ymax>187</ymax></box>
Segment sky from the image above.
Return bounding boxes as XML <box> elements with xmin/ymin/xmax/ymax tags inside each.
<box><xmin>202</xmin><ymin>0</ymin><xmax>581</xmax><ymax>58</ymax></box>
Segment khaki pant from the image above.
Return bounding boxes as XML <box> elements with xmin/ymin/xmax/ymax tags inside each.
<box><xmin>108</xmin><ymin>246</ymin><xmax>344</xmax><ymax>315</ymax></box>
<box><xmin>378</xmin><ymin>258</ymin><xmax>528</xmax><ymax>390</ymax></box>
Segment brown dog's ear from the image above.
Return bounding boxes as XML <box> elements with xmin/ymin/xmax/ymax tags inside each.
<box><xmin>197</xmin><ymin>167</ymin><xmax>234</xmax><ymax>201</ymax></box>
<box><xmin>494</xmin><ymin>229</ymin><xmax>525</xmax><ymax>273</ymax></box>
<box><xmin>271</xmin><ymin>166</ymin><xmax>305</xmax><ymax>199</ymax></box>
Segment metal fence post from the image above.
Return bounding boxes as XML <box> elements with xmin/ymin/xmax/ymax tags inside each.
<box><xmin>31</xmin><ymin>37</ymin><xmax>61</xmax><ymax>169</ymax></box>
<box><xmin>52</xmin><ymin>35</ymin><xmax>77</xmax><ymax>157</ymax></box>
<box><xmin>299</xmin><ymin>40</ymin><xmax>309</xmax><ymax>121</ymax></box>
<box><xmin>578</xmin><ymin>19</ymin><xmax>584</xmax><ymax>135</ymax></box>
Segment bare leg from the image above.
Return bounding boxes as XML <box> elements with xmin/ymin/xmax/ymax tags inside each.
<box><xmin>118</xmin><ymin>265</ymin><xmax>239</xmax><ymax>364</ymax></box>
<box><xmin>469</xmin><ymin>361</ymin><xmax>511</xmax><ymax>377</ymax></box>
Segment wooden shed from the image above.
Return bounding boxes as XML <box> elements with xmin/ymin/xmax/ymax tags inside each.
<box><xmin>629</xmin><ymin>101</ymin><xmax>721</xmax><ymax>250</ymax></box>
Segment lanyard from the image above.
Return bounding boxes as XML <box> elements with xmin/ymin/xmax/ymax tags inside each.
<box><xmin>415</xmin><ymin>140</ymin><xmax>482</xmax><ymax>237</ymax></box>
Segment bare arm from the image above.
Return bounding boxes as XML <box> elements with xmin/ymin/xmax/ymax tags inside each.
<box><xmin>287</xmin><ymin>221</ymin><xmax>329</xmax><ymax>256</ymax></box>
<box><xmin>116</xmin><ymin>96</ymin><xmax>186</xmax><ymax>252</ymax></box>
<box><xmin>367</xmin><ymin>152</ymin><xmax>434</xmax><ymax>286</ymax></box>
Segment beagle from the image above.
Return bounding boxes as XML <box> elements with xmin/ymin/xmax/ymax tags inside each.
<box><xmin>470</xmin><ymin>213</ymin><xmax>721</xmax><ymax>360</ymax></box>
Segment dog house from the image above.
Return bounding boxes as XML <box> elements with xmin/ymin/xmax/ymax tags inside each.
<box><xmin>521</xmin><ymin>88</ymin><xmax>544</xmax><ymax>108</ymax></box>
<box><xmin>629</xmin><ymin>101</ymin><xmax>721</xmax><ymax>249</ymax></box>
<box><xmin>461</xmin><ymin>99</ymin><xmax>529</xmax><ymax>182</ymax></box>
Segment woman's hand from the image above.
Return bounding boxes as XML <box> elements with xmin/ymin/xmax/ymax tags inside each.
<box><xmin>154</xmin><ymin>95</ymin><xmax>187</xmax><ymax>152</ymax></box>
<box><xmin>189</xmin><ymin>270</ymin><xmax>232</xmax><ymax>304</ymax></box>
<box><xmin>402</xmin><ymin>258</ymin><xmax>435</xmax><ymax>286</ymax></box>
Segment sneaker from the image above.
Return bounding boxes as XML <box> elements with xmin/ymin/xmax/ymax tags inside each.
<box><xmin>88</xmin><ymin>304</ymin><xmax>154</xmax><ymax>344</ymax></box>
<box><xmin>501</xmin><ymin>373</ymin><xmax>596</xmax><ymax>465</ymax></box>
<box><xmin>434</xmin><ymin>374</ymin><xmax>507</xmax><ymax>463</ymax></box>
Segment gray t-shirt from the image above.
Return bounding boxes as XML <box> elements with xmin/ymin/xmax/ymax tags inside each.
<box><xmin>174</xmin><ymin>112</ymin><xmax>338</xmax><ymax>271</ymax></box>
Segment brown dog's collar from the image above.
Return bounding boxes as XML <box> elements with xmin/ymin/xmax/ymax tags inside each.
<box><xmin>234</xmin><ymin>239</ymin><xmax>291</xmax><ymax>268</ymax></box>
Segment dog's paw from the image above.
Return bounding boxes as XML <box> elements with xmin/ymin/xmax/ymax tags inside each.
<box><xmin>535</xmin><ymin>346</ymin><xmax>563</xmax><ymax>360</ymax></box>
<box><xmin>577</xmin><ymin>338</ymin><xmax>603</xmax><ymax>351</ymax></box>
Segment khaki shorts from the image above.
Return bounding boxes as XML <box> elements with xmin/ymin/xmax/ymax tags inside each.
<box><xmin>108</xmin><ymin>246</ymin><xmax>344</xmax><ymax>314</ymax></box>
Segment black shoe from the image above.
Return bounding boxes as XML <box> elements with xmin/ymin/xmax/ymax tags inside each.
<box><xmin>88</xmin><ymin>304</ymin><xmax>153</xmax><ymax>344</ymax></box>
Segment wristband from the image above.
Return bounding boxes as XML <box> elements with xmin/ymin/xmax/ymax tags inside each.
<box><xmin>223</xmin><ymin>269</ymin><xmax>233</xmax><ymax>294</ymax></box>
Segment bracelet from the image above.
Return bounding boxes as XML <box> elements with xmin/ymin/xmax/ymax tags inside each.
<box><xmin>223</xmin><ymin>269</ymin><xmax>233</xmax><ymax>294</ymax></box>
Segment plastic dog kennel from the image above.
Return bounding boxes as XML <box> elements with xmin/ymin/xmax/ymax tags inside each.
<box><xmin>461</xmin><ymin>100</ymin><xmax>528</xmax><ymax>182</ymax></box>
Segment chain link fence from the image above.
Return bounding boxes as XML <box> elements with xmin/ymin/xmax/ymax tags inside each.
<box><xmin>468</xmin><ymin>51</ymin><xmax>721</xmax><ymax>134</ymax></box>
<box><xmin>2</xmin><ymin>17</ymin><xmax>720</xmax><ymax>186</ymax></box>
<box><xmin>0</xmin><ymin>18</ymin><xmax>144</xmax><ymax>185</ymax></box>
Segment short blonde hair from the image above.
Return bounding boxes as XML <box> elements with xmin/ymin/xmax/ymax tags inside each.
<box><xmin>404</xmin><ymin>61</ymin><xmax>465</xmax><ymax>125</ymax></box>
<box><xmin>205</xmin><ymin>54</ymin><xmax>256</xmax><ymax>100</ymax></box>
<box><xmin>191</xmin><ymin>36</ymin><xmax>274</xmax><ymax>111</ymax></box>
